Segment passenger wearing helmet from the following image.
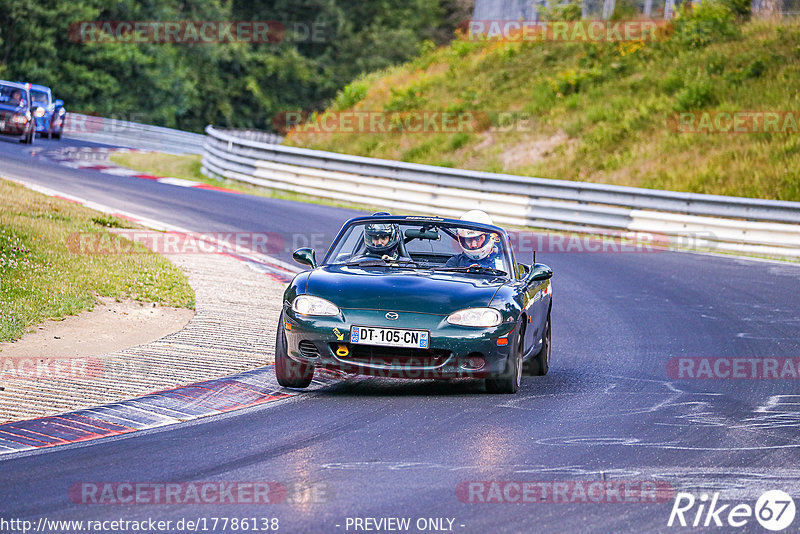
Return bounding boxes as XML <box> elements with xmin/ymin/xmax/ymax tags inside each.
<box><xmin>363</xmin><ymin>222</ymin><xmax>404</xmax><ymax>261</ymax></box>
<box><xmin>445</xmin><ymin>210</ymin><xmax>504</xmax><ymax>270</ymax></box>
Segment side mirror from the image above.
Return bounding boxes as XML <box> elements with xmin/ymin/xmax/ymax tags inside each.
<box><xmin>54</xmin><ymin>99</ymin><xmax>64</xmax><ymax>107</ymax></box>
<box><xmin>529</xmin><ymin>263</ymin><xmax>553</xmax><ymax>282</ymax></box>
<box><xmin>292</xmin><ymin>247</ymin><xmax>316</xmax><ymax>268</ymax></box>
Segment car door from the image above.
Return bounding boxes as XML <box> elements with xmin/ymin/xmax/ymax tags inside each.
<box><xmin>519</xmin><ymin>263</ymin><xmax>552</xmax><ymax>356</ymax></box>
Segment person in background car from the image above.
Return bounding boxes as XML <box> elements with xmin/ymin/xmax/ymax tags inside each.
<box><xmin>8</xmin><ymin>90</ymin><xmax>24</xmax><ymax>106</ymax></box>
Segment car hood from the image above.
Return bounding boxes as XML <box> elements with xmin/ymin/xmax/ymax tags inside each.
<box><xmin>0</xmin><ymin>103</ymin><xmax>24</xmax><ymax>114</ymax></box>
<box><xmin>306</xmin><ymin>265</ymin><xmax>505</xmax><ymax>314</ymax></box>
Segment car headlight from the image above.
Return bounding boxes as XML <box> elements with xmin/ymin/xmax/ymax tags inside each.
<box><xmin>33</xmin><ymin>107</ymin><xmax>45</xmax><ymax>117</ymax></box>
<box><xmin>292</xmin><ymin>295</ymin><xmax>340</xmax><ymax>316</ymax></box>
<box><xmin>446</xmin><ymin>307</ymin><xmax>502</xmax><ymax>327</ymax></box>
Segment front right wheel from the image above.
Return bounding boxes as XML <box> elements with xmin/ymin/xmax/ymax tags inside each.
<box><xmin>274</xmin><ymin>320</ymin><xmax>314</xmax><ymax>388</ymax></box>
<box><xmin>485</xmin><ymin>325</ymin><xmax>523</xmax><ymax>394</ymax></box>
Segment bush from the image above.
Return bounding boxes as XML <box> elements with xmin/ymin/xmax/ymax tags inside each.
<box><xmin>674</xmin><ymin>77</ymin><xmax>717</xmax><ymax>110</ymax></box>
<box><xmin>744</xmin><ymin>58</ymin><xmax>766</xmax><ymax>78</ymax></box>
<box><xmin>334</xmin><ymin>81</ymin><xmax>369</xmax><ymax>110</ymax></box>
<box><xmin>542</xmin><ymin>0</ymin><xmax>583</xmax><ymax>21</ymax></box>
<box><xmin>548</xmin><ymin>68</ymin><xmax>603</xmax><ymax>95</ymax></box>
<box><xmin>384</xmin><ymin>86</ymin><xmax>428</xmax><ymax>112</ymax></box>
<box><xmin>720</xmin><ymin>0</ymin><xmax>752</xmax><ymax>18</ymax></box>
<box><xmin>448</xmin><ymin>133</ymin><xmax>474</xmax><ymax>150</ymax></box>
<box><xmin>661</xmin><ymin>71</ymin><xmax>685</xmax><ymax>94</ymax></box>
<box><xmin>672</xmin><ymin>0</ymin><xmax>740</xmax><ymax>48</ymax></box>
<box><xmin>610</xmin><ymin>0</ymin><xmax>640</xmax><ymax>20</ymax></box>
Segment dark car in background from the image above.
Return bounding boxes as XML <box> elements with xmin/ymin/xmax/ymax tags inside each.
<box><xmin>276</xmin><ymin>214</ymin><xmax>554</xmax><ymax>394</ymax></box>
<box><xmin>27</xmin><ymin>84</ymin><xmax>66</xmax><ymax>139</ymax></box>
<box><xmin>0</xmin><ymin>81</ymin><xmax>35</xmax><ymax>144</ymax></box>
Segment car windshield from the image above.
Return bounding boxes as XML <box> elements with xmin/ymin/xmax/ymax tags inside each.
<box><xmin>324</xmin><ymin>219</ymin><xmax>513</xmax><ymax>276</ymax></box>
<box><xmin>0</xmin><ymin>85</ymin><xmax>26</xmax><ymax>107</ymax></box>
<box><xmin>30</xmin><ymin>90</ymin><xmax>50</xmax><ymax>105</ymax></box>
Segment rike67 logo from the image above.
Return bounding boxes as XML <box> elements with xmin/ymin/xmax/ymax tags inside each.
<box><xmin>668</xmin><ymin>490</ymin><xmax>796</xmax><ymax>531</ymax></box>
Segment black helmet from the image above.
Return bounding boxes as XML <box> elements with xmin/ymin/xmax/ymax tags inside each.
<box><xmin>364</xmin><ymin>223</ymin><xmax>400</xmax><ymax>255</ymax></box>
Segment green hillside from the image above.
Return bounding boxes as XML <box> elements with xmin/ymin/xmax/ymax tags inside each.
<box><xmin>285</xmin><ymin>4</ymin><xmax>800</xmax><ymax>201</ymax></box>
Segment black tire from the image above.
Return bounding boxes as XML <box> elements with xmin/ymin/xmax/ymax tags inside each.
<box><xmin>52</xmin><ymin>130</ymin><xmax>61</xmax><ymax>140</ymax></box>
<box><xmin>528</xmin><ymin>313</ymin><xmax>551</xmax><ymax>376</ymax></box>
<box><xmin>485</xmin><ymin>324</ymin><xmax>523</xmax><ymax>394</ymax></box>
<box><xmin>274</xmin><ymin>320</ymin><xmax>313</xmax><ymax>388</ymax></box>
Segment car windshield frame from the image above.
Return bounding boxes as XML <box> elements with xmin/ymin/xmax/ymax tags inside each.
<box><xmin>322</xmin><ymin>216</ymin><xmax>516</xmax><ymax>279</ymax></box>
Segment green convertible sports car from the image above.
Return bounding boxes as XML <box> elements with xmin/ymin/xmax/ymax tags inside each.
<box><xmin>275</xmin><ymin>214</ymin><xmax>553</xmax><ymax>394</ymax></box>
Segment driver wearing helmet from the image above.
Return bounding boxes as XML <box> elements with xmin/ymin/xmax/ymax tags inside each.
<box><xmin>363</xmin><ymin>222</ymin><xmax>405</xmax><ymax>261</ymax></box>
<box><xmin>445</xmin><ymin>210</ymin><xmax>504</xmax><ymax>269</ymax></box>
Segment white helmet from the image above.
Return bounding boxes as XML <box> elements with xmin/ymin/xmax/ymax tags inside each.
<box><xmin>457</xmin><ymin>210</ymin><xmax>495</xmax><ymax>260</ymax></box>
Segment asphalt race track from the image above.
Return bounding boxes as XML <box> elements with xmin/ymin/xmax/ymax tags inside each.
<box><xmin>2</xmin><ymin>137</ymin><xmax>800</xmax><ymax>533</ymax></box>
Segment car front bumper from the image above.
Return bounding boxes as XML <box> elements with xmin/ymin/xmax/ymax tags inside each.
<box><xmin>35</xmin><ymin>114</ymin><xmax>63</xmax><ymax>134</ymax></box>
<box><xmin>0</xmin><ymin>116</ymin><xmax>31</xmax><ymax>138</ymax></box>
<box><xmin>282</xmin><ymin>307</ymin><xmax>517</xmax><ymax>379</ymax></box>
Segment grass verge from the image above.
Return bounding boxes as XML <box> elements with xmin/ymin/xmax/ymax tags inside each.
<box><xmin>0</xmin><ymin>179</ymin><xmax>194</xmax><ymax>342</ymax></box>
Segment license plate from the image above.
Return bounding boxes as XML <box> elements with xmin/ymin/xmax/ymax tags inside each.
<box><xmin>350</xmin><ymin>326</ymin><xmax>429</xmax><ymax>349</ymax></box>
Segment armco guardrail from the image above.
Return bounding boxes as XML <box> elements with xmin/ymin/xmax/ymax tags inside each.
<box><xmin>202</xmin><ymin>125</ymin><xmax>800</xmax><ymax>258</ymax></box>
<box><xmin>63</xmin><ymin>113</ymin><xmax>206</xmax><ymax>154</ymax></box>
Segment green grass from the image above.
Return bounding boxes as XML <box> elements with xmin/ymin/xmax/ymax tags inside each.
<box><xmin>282</xmin><ymin>8</ymin><xmax>800</xmax><ymax>201</ymax></box>
<box><xmin>0</xmin><ymin>179</ymin><xmax>194</xmax><ymax>342</ymax></box>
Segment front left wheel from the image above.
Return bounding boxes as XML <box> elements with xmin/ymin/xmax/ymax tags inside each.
<box><xmin>274</xmin><ymin>320</ymin><xmax>314</xmax><ymax>388</ymax></box>
<box><xmin>526</xmin><ymin>312</ymin><xmax>551</xmax><ymax>376</ymax></box>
